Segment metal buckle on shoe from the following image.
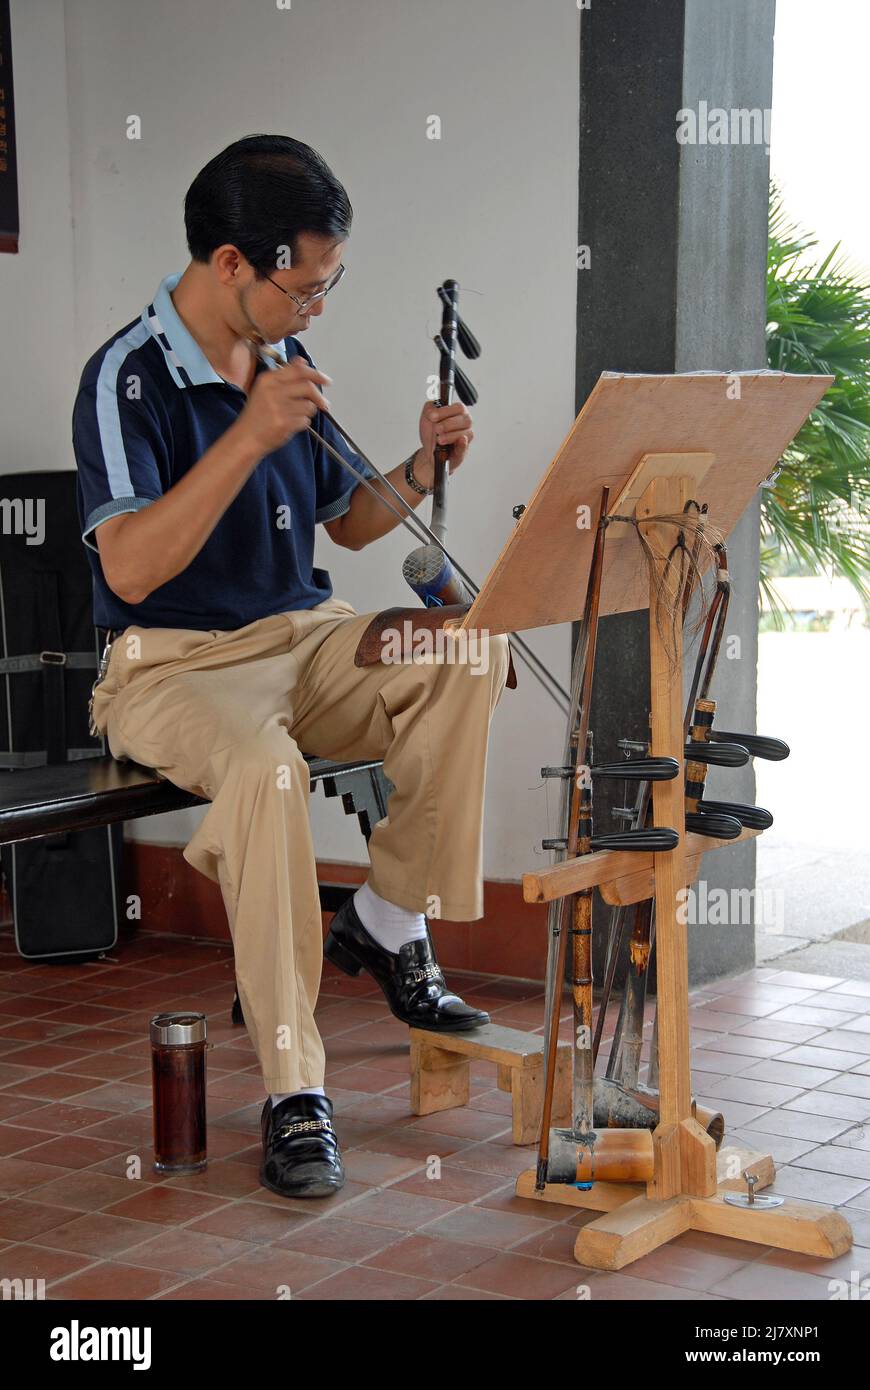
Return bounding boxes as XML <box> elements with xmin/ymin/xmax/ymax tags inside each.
<box><xmin>274</xmin><ymin>1119</ymin><xmax>334</xmax><ymax>1139</ymax></box>
<box><xmin>408</xmin><ymin>963</ymin><xmax>444</xmax><ymax>986</ymax></box>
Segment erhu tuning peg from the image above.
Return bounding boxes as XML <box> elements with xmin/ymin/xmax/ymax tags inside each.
<box><xmin>591</xmin><ymin>757</ymin><xmax>680</xmax><ymax>782</ymax></box>
<box><xmin>698</xmin><ymin>799</ymin><xmax>774</xmax><ymax>831</ymax></box>
<box><xmin>456</xmin><ymin>317</ymin><xmax>482</xmax><ymax>360</ymax></box>
<box><xmin>453</xmin><ymin>362</ymin><xmax>478</xmax><ymax>407</ymax></box>
<box><xmin>684</xmin><ymin>740</ymin><xmax>749</xmax><ymax>768</ymax></box>
<box><xmin>434</xmin><ymin>334</ymin><xmax>478</xmax><ymax>405</ymax></box>
<box><xmin>437</xmin><ymin>285</ymin><xmax>481</xmax><ymax>359</ymax></box>
<box><xmin>684</xmin><ymin>810</ymin><xmax>744</xmax><ymax>840</ymax></box>
<box><xmin>709</xmin><ymin>730</ymin><xmax>790</xmax><ymax>761</ymax></box>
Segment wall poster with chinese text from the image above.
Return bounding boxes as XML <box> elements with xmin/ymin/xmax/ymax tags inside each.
<box><xmin>0</xmin><ymin>0</ymin><xmax>19</xmax><ymax>254</ymax></box>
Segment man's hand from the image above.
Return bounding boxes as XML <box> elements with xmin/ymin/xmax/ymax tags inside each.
<box><xmin>95</xmin><ymin>360</ymin><xmax>334</xmax><ymax>604</ymax></box>
<box><xmin>324</xmin><ymin>397</ymin><xmax>475</xmax><ymax>551</ymax></box>
<box><xmin>235</xmin><ymin>359</ymin><xmax>333</xmax><ymax>458</ymax></box>
<box><xmin>414</xmin><ymin>400</ymin><xmax>474</xmax><ymax>489</ymax></box>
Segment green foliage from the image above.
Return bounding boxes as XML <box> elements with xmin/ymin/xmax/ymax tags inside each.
<box><xmin>763</xmin><ymin>190</ymin><xmax>870</xmax><ymax>621</ymax></box>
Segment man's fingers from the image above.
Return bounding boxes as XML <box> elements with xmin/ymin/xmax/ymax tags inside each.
<box><xmin>270</xmin><ymin>373</ymin><xmax>331</xmax><ymax>414</ymax></box>
<box><xmin>286</xmin><ymin>360</ymin><xmax>333</xmax><ymax>387</ymax></box>
<box><xmin>300</xmin><ymin>382</ymin><xmax>332</xmax><ymax>414</ymax></box>
<box><xmin>427</xmin><ymin>402</ymin><xmax>469</xmax><ymax>423</ymax></box>
<box><xmin>447</xmin><ymin>433</ymin><xmax>471</xmax><ymax>470</ymax></box>
<box><xmin>436</xmin><ymin>425</ymin><xmax>474</xmax><ymax>445</ymax></box>
<box><xmin>435</xmin><ymin>415</ymin><xmax>473</xmax><ymax>439</ymax></box>
<box><xmin>279</xmin><ymin>359</ymin><xmax>333</xmax><ymax>410</ymax></box>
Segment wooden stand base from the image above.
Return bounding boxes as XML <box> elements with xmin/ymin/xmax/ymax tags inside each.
<box><xmin>515</xmin><ymin>1144</ymin><xmax>852</xmax><ymax>1271</ymax></box>
<box><xmin>410</xmin><ymin>1023</ymin><xmax>572</xmax><ymax>1145</ymax></box>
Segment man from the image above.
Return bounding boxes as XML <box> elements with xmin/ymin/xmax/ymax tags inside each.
<box><xmin>74</xmin><ymin>134</ymin><xmax>510</xmax><ymax>1200</ymax></box>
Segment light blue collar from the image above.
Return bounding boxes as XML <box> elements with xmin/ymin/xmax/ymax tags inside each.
<box><xmin>143</xmin><ymin>272</ymin><xmax>288</xmax><ymax>388</ymax></box>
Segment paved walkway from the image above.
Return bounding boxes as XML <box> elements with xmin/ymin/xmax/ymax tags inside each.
<box><xmin>755</xmin><ymin>629</ymin><xmax>869</xmax><ymax>967</ymax></box>
<box><xmin>0</xmin><ymin>929</ymin><xmax>868</xmax><ymax>1300</ymax></box>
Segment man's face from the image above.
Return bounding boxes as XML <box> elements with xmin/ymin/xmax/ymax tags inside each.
<box><xmin>235</xmin><ymin>232</ymin><xmax>346</xmax><ymax>345</ymax></box>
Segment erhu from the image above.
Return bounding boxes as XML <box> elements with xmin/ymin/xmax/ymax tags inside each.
<box><xmin>402</xmin><ymin>279</ymin><xmax>480</xmax><ymax>608</ymax></box>
<box><xmin>250</xmin><ymin>280</ymin><xmax>568</xmax><ymax>711</ymax></box>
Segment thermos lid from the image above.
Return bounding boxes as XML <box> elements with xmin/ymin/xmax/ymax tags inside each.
<box><xmin>150</xmin><ymin>1011</ymin><xmax>207</xmax><ymax>1046</ymax></box>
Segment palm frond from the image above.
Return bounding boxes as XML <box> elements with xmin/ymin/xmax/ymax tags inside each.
<box><xmin>763</xmin><ymin>186</ymin><xmax>870</xmax><ymax>613</ymax></box>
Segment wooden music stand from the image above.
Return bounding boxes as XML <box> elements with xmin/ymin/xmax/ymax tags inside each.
<box><xmin>453</xmin><ymin>370</ymin><xmax>853</xmax><ymax>1272</ymax></box>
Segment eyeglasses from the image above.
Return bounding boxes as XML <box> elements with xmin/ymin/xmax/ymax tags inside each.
<box><xmin>264</xmin><ymin>263</ymin><xmax>346</xmax><ymax>314</ymax></box>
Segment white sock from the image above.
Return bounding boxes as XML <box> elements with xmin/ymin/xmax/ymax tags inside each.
<box><xmin>353</xmin><ymin>880</ymin><xmax>428</xmax><ymax>953</ymax></box>
<box><xmin>271</xmin><ymin>1086</ymin><xmax>325</xmax><ymax>1108</ymax></box>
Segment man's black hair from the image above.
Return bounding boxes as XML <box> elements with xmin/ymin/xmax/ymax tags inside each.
<box><xmin>184</xmin><ymin>134</ymin><xmax>352</xmax><ymax>274</ymax></box>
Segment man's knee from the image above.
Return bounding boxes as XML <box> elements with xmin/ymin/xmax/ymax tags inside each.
<box><xmin>488</xmin><ymin>632</ymin><xmax>511</xmax><ymax>682</ymax></box>
<box><xmin>454</xmin><ymin>630</ymin><xmax>510</xmax><ymax>688</ymax></box>
<box><xmin>225</xmin><ymin>726</ymin><xmax>310</xmax><ymax>793</ymax></box>
<box><xmin>431</xmin><ymin>629</ymin><xmax>510</xmax><ymax>685</ymax></box>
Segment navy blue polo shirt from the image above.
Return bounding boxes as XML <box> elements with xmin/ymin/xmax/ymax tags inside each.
<box><xmin>72</xmin><ymin>272</ymin><xmax>373</xmax><ymax>632</ymax></box>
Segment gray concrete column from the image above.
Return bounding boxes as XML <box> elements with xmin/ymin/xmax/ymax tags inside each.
<box><xmin>578</xmin><ymin>0</ymin><xmax>776</xmax><ymax>984</ymax></box>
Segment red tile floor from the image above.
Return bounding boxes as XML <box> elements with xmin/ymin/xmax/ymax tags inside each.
<box><xmin>1</xmin><ymin>925</ymin><xmax>869</xmax><ymax>1300</ymax></box>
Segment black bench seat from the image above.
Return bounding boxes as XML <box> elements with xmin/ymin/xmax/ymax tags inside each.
<box><xmin>0</xmin><ymin>755</ymin><xmax>390</xmax><ymax>847</ymax></box>
<box><xmin>0</xmin><ymin>752</ymin><xmax>390</xmax><ymax>979</ymax></box>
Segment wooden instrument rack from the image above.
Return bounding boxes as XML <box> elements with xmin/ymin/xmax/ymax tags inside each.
<box><xmin>434</xmin><ymin>373</ymin><xmax>853</xmax><ymax>1270</ymax></box>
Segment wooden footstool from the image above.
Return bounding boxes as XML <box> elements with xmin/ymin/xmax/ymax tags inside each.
<box><xmin>409</xmin><ymin>1023</ymin><xmax>572</xmax><ymax>1144</ymax></box>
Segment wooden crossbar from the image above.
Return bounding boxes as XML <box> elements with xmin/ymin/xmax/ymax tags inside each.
<box><xmin>523</xmin><ymin>826</ymin><xmax>760</xmax><ymax>904</ymax></box>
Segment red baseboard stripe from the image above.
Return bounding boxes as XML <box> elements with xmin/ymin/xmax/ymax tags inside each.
<box><xmin>124</xmin><ymin>840</ymin><xmax>548</xmax><ymax>979</ymax></box>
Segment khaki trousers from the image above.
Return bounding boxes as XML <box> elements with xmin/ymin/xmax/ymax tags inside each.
<box><xmin>91</xmin><ymin>598</ymin><xmax>510</xmax><ymax>1091</ymax></box>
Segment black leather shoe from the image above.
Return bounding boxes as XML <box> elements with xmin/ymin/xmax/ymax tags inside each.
<box><xmin>323</xmin><ymin>895</ymin><xmax>490</xmax><ymax>1032</ymax></box>
<box><xmin>260</xmin><ymin>1093</ymin><xmax>345</xmax><ymax>1199</ymax></box>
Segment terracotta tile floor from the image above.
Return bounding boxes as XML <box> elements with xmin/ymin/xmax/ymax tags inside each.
<box><xmin>1</xmin><ymin>927</ymin><xmax>869</xmax><ymax>1301</ymax></box>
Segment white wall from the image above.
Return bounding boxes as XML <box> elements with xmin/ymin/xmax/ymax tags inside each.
<box><xmin>6</xmin><ymin>0</ymin><xmax>581</xmax><ymax>878</ymax></box>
